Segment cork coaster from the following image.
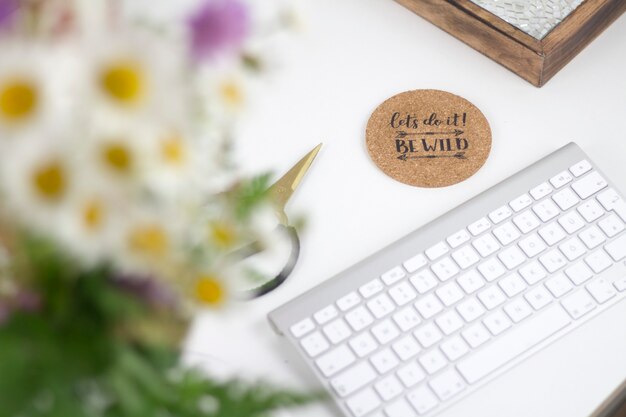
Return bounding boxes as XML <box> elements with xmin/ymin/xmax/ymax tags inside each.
<box><xmin>366</xmin><ymin>90</ymin><xmax>491</xmax><ymax>188</ymax></box>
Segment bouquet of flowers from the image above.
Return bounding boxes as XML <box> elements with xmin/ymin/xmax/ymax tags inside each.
<box><xmin>0</xmin><ymin>0</ymin><xmax>312</xmax><ymax>416</ymax></box>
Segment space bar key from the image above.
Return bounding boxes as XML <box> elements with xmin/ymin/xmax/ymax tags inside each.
<box><xmin>457</xmin><ymin>305</ymin><xmax>571</xmax><ymax>384</ymax></box>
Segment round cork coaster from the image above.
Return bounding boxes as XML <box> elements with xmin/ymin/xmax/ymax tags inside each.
<box><xmin>366</xmin><ymin>90</ymin><xmax>491</xmax><ymax>188</ymax></box>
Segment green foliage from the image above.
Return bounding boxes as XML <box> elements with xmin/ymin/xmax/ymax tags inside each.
<box><xmin>0</xmin><ymin>234</ymin><xmax>317</xmax><ymax>417</ymax></box>
<box><xmin>231</xmin><ymin>173</ymin><xmax>273</xmax><ymax>220</ymax></box>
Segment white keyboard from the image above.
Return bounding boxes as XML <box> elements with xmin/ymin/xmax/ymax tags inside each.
<box><xmin>269</xmin><ymin>143</ymin><xmax>626</xmax><ymax>417</ymax></box>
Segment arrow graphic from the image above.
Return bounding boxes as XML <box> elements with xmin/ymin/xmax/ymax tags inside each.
<box><xmin>398</xmin><ymin>152</ymin><xmax>467</xmax><ymax>161</ymax></box>
<box><xmin>396</xmin><ymin>129</ymin><xmax>464</xmax><ymax>138</ymax></box>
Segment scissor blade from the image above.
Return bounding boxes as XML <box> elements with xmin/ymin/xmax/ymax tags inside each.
<box><xmin>269</xmin><ymin>143</ymin><xmax>322</xmax><ymax>212</ymax></box>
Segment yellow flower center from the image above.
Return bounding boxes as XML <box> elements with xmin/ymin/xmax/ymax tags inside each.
<box><xmin>102</xmin><ymin>142</ymin><xmax>133</xmax><ymax>174</ymax></box>
<box><xmin>220</xmin><ymin>81</ymin><xmax>243</xmax><ymax>107</ymax></box>
<box><xmin>99</xmin><ymin>61</ymin><xmax>144</xmax><ymax>105</ymax></box>
<box><xmin>0</xmin><ymin>80</ymin><xmax>38</xmax><ymax>122</ymax></box>
<box><xmin>31</xmin><ymin>160</ymin><xmax>66</xmax><ymax>202</ymax></box>
<box><xmin>128</xmin><ymin>225</ymin><xmax>168</xmax><ymax>257</ymax></box>
<box><xmin>194</xmin><ymin>275</ymin><xmax>226</xmax><ymax>306</ymax></box>
<box><xmin>161</xmin><ymin>136</ymin><xmax>186</xmax><ymax>165</ymax></box>
<box><xmin>83</xmin><ymin>200</ymin><xmax>104</xmax><ymax>230</ymax></box>
<box><xmin>211</xmin><ymin>222</ymin><xmax>237</xmax><ymax>249</ymax></box>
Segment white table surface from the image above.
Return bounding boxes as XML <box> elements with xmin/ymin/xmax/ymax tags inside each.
<box><xmin>183</xmin><ymin>1</ymin><xmax>626</xmax><ymax>416</ymax></box>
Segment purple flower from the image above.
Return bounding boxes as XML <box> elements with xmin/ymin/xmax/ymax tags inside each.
<box><xmin>188</xmin><ymin>0</ymin><xmax>249</xmax><ymax>61</ymax></box>
<box><xmin>111</xmin><ymin>274</ymin><xmax>178</xmax><ymax>309</ymax></box>
<box><xmin>0</xmin><ymin>0</ymin><xmax>18</xmax><ymax>29</ymax></box>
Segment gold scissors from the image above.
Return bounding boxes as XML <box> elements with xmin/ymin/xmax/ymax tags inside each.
<box><xmin>239</xmin><ymin>143</ymin><xmax>322</xmax><ymax>299</ymax></box>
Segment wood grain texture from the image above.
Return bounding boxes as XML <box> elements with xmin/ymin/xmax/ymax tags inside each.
<box><xmin>394</xmin><ymin>0</ymin><xmax>626</xmax><ymax>87</ymax></box>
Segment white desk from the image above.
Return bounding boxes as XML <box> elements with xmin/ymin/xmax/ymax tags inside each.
<box><xmin>183</xmin><ymin>1</ymin><xmax>626</xmax><ymax>416</ymax></box>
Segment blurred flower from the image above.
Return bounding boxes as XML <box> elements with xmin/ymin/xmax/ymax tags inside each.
<box><xmin>188</xmin><ymin>0</ymin><xmax>249</xmax><ymax>61</ymax></box>
<box><xmin>0</xmin><ymin>0</ymin><xmax>17</xmax><ymax>29</ymax></box>
<box><xmin>112</xmin><ymin>274</ymin><xmax>178</xmax><ymax>308</ymax></box>
<box><xmin>193</xmin><ymin>273</ymin><xmax>228</xmax><ymax>306</ymax></box>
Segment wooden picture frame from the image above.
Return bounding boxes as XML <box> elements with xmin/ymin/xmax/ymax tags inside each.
<box><xmin>395</xmin><ymin>0</ymin><xmax>626</xmax><ymax>87</ymax></box>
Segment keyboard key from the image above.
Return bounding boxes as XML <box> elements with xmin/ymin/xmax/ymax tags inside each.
<box><xmin>368</xmin><ymin>294</ymin><xmax>396</xmax><ymax>319</ymax></box>
<box><xmin>519</xmin><ymin>260</ymin><xmax>547</xmax><ymax>284</ymax></box>
<box><xmin>518</xmin><ymin>233</ymin><xmax>547</xmax><ymax>257</ymax></box>
<box><xmin>461</xmin><ymin>323</ymin><xmax>491</xmax><ymax>348</ymax></box>
<box><xmin>409</xmin><ymin>270</ymin><xmax>438</xmax><ymax>294</ymax></box>
<box><xmin>414</xmin><ymin>294</ymin><xmax>443</xmax><ymax>319</ymax></box>
<box><xmin>372</xmin><ymin>319</ymin><xmax>400</xmax><ymax>345</ymax></box>
<box><xmin>614</xmin><ymin>277</ymin><xmax>626</xmax><ymax>292</ymax></box>
<box><xmin>331</xmin><ymin>362</ymin><xmax>377</xmax><ymax>397</ymax></box>
<box><xmin>456</xmin><ymin>297</ymin><xmax>486</xmax><ymax>322</ymax></box>
<box><xmin>389</xmin><ymin>281</ymin><xmax>417</xmax><ymax>306</ymax></box>
<box><xmin>579</xmin><ymin>226</ymin><xmax>606</xmax><ymax>249</ymax></box>
<box><xmin>392</xmin><ymin>306</ymin><xmax>422</xmax><ymax>332</ymax></box>
<box><xmin>552</xmin><ymin>188</ymin><xmax>579</xmax><ymax>210</ymax></box>
<box><xmin>407</xmin><ymin>385</ymin><xmax>438</xmax><ymax>415</ymax></box>
<box><xmin>381</xmin><ymin>266</ymin><xmax>406</xmax><ymax>286</ymax></box>
<box><xmin>572</xmin><ymin>171</ymin><xmax>608</xmax><ymax>199</ymax></box>
<box><xmin>510</xmin><ymin>193</ymin><xmax>533</xmax><ymax>212</ymax></box>
<box><xmin>597</xmin><ymin>188</ymin><xmax>623</xmax><ymax>211</ymax></box>
<box><xmin>291</xmin><ymin>317</ymin><xmax>315</xmax><ymax>338</ymax></box>
<box><xmin>605</xmin><ymin>234</ymin><xmax>626</xmax><ymax>261</ymax></box>
<box><xmin>300</xmin><ymin>331</ymin><xmax>329</xmax><ymax>357</ymax></box>
<box><xmin>539</xmin><ymin>249</ymin><xmax>567</xmax><ymax>273</ymax></box>
<box><xmin>586</xmin><ymin>278</ymin><xmax>616</xmax><ymax>304</ymax></box>
<box><xmin>577</xmin><ymin>200</ymin><xmax>605</xmax><ymax>222</ymax></box>
<box><xmin>525</xmin><ymin>286</ymin><xmax>553</xmax><ymax>310</ymax></box>
<box><xmin>483</xmin><ymin>310</ymin><xmax>512</xmax><ymax>335</ymax></box>
<box><xmin>371</xmin><ymin>348</ymin><xmax>400</xmax><ymax>374</ymax></box>
<box><xmin>346</xmin><ymin>387</ymin><xmax>381</xmax><ymax>417</ymax></box>
<box><xmin>559</xmin><ymin>211</ymin><xmax>586</xmax><ymax>234</ymax></box>
<box><xmin>477</xmin><ymin>286</ymin><xmax>507</xmax><ymax>310</ymax></box>
<box><xmin>436</xmin><ymin>282</ymin><xmax>464</xmax><ymax>307</ymax></box>
<box><xmin>457</xmin><ymin>269</ymin><xmax>486</xmax><ymax>294</ymax></box>
<box><xmin>513</xmin><ymin>210</ymin><xmax>541</xmax><ymax>234</ymax></box>
<box><xmin>337</xmin><ymin>291</ymin><xmax>361</xmax><ymax>312</ymax></box>
<box><xmin>530</xmin><ymin>182</ymin><xmax>553</xmax><ymax>200</ymax></box>
<box><xmin>451</xmin><ymin>245</ymin><xmax>480</xmax><ymax>269</ymax></box>
<box><xmin>425</xmin><ymin>241</ymin><xmax>449</xmax><ymax>260</ymax></box>
<box><xmin>403</xmin><ymin>253</ymin><xmax>428</xmax><ymax>273</ymax></box>
<box><xmin>429</xmin><ymin>368</ymin><xmax>465</xmax><ymax>401</ymax></box>
<box><xmin>472</xmin><ymin>234</ymin><xmax>500</xmax><ymax>257</ymax></box>
<box><xmin>349</xmin><ymin>332</ymin><xmax>378</xmax><ymax>358</ymax></box>
<box><xmin>435</xmin><ymin>310</ymin><xmax>464</xmax><ymax>335</ymax></box>
<box><xmin>316</xmin><ymin>345</ymin><xmax>356</xmax><ymax>377</ymax></box>
<box><xmin>314</xmin><ymin>304</ymin><xmax>339</xmax><ymax>325</ymax></box>
<box><xmin>397</xmin><ymin>361</ymin><xmax>426</xmax><ymax>388</ymax></box>
<box><xmin>504</xmin><ymin>298</ymin><xmax>532</xmax><ymax>323</ymax></box>
<box><xmin>323</xmin><ymin>318</ymin><xmax>352</xmax><ymax>344</ymax></box>
<box><xmin>499</xmin><ymin>273</ymin><xmax>527</xmax><ymax>297</ymax></box>
<box><xmin>385</xmin><ymin>399</ymin><xmax>417</xmax><ymax>417</ymax></box>
<box><xmin>477</xmin><ymin>258</ymin><xmax>506</xmax><ymax>282</ymax></box>
<box><xmin>545</xmin><ymin>273</ymin><xmax>574</xmax><ymax>298</ymax></box>
<box><xmin>565</xmin><ymin>261</ymin><xmax>594</xmax><ymax>285</ymax></box>
<box><xmin>391</xmin><ymin>335</ymin><xmax>421</xmax><ymax>361</ymax></box>
<box><xmin>447</xmin><ymin>229</ymin><xmax>471</xmax><ymax>249</ymax></box>
<box><xmin>549</xmin><ymin>170</ymin><xmax>573</xmax><ymax>189</ymax></box>
<box><xmin>457</xmin><ymin>305</ymin><xmax>570</xmax><ymax>384</ymax></box>
<box><xmin>584</xmin><ymin>250</ymin><xmax>612</xmax><ymax>273</ymax></box>
<box><xmin>414</xmin><ymin>323</ymin><xmax>443</xmax><ymax>348</ymax></box>
<box><xmin>489</xmin><ymin>205</ymin><xmax>512</xmax><ymax>224</ymax></box>
<box><xmin>468</xmin><ymin>217</ymin><xmax>491</xmax><ymax>236</ymax></box>
<box><xmin>558</xmin><ymin>237</ymin><xmax>587</xmax><ymax>261</ymax></box>
<box><xmin>431</xmin><ymin>256</ymin><xmax>459</xmax><ymax>281</ymax></box>
<box><xmin>345</xmin><ymin>306</ymin><xmax>374</xmax><ymax>331</ymax></box>
<box><xmin>533</xmin><ymin>199</ymin><xmax>560</xmax><ymax>222</ymax></box>
<box><xmin>498</xmin><ymin>246</ymin><xmax>526</xmax><ymax>269</ymax></box>
<box><xmin>418</xmin><ymin>349</ymin><xmax>447</xmax><ymax>374</ymax></box>
<box><xmin>374</xmin><ymin>375</ymin><xmax>403</xmax><ymax>401</ymax></box>
<box><xmin>360</xmin><ymin>278</ymin><xmax>384</xmax><ymax>298</ymax></box>
<box><xmin>562</xmin><ymin>290</ymin><xmax>596</xmax><ymax>319</ymax></box>
<box><xmin>440</xmin><ymin>335</ymin><xmax>470</xmax><ymax>361</ymax></box>
<box><xmin>493</xmin><ymin>221</ymin><xmax>521</xmax><ymax>246</ymax></box>
<box><xmin>598</xmin><ymin>214</ymin><xmax>625</xmax><ymax>238</ymax></box>
<box><xmin>570</xmin><ymin>159</ymin><xmax>592</xmax><ymax>177</ymax></box>
<box><xmin>539</xmin><ymin>222</ymin><xmax>567</xmax><ymax>246</ymax></box>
